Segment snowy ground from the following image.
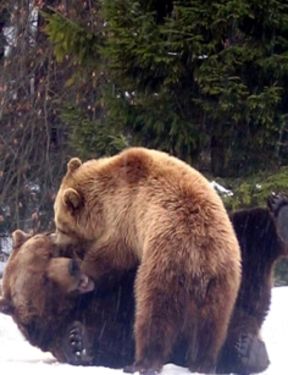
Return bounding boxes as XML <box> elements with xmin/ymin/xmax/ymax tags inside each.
<box><xmin>0</xmin><ymin>287</ymin><xmax>287</xmax><ymax>374</ymax></box>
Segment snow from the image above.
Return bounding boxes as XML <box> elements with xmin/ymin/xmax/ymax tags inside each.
<box><xmin>0</xmin><ymin>287</ymin><xmax>287</xmax><ymax>374</ymax></box>
<box><xmin>210</xmin><ymin>181</ymin><xmax>234</xmax><ymax>197</ymax></box>
<box><xmin>0</xmin><ymin>236</ymin><xmax>12</xmax><ymax>256</ymax></box>
<box><xmin>0</xmin><ymin>261</ymin><xmax>5</xmax><ymax>277</ymax></box>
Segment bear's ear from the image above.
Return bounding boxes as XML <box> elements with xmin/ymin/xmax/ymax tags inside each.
<box><xmin>67</xmin><ymin>158</ymin><xmax>82</xmax><ymax>174</ymax></box>
<box><xmin>12</xmin><ymin>229</ymin><xmax>31</xmax><ymax>248</ymax></box>
<box><xmin>0</xmin><ymin>297</ymin><xmax>13</xmax><ymax>315</ymax></box>
<box><xmin>63</xmin><ymin>188</ymin><xmax>83</xmax><ymax>211</ymax></box>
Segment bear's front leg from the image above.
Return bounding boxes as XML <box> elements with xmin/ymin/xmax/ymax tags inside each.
<box><xmin>80</xmin><ymin>241</ymin><xmax>136</xmax><ymax>283</ymax></box>
<box><xmin>80</xmin><ymin>250</ymin><xmax>119</xmax><ymax>283</ymax></box>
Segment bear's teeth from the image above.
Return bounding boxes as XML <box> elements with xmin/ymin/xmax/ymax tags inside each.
<box><xmin>78</xmin><ymin>275</ymin><xmax>95</xmax><ymax>292</ymax></box>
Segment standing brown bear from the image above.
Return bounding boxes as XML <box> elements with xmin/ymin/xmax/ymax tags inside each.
<box><xmin>53</xmin><ymin>147</ymin><xmax>241</xmax><ymax>374</ymax></box>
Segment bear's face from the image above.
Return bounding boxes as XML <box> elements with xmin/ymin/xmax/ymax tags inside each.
<box><xmin>0</xmin><ymin>230</ymin><xmax>94</xmax><ymax>350</ymax></box>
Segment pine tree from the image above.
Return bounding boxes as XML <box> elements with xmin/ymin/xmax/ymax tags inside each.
<box><xmin>103</xmin><ymin>0</ymin><xmax>288</xmax><ymax>175</ymax></box>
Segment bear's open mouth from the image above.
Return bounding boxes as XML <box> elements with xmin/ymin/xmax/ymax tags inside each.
<box><xmin>78</xmin><ymin>275</ymin><xmax>95</xmax><ymax>294</ymax></box>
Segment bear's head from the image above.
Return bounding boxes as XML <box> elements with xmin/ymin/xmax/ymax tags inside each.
<box><xmin>53</xmin><ymin>157</ymin><xmax>105</xmax><ymax>246</ymax></box>
<box><xmin>53</xmin><ymin>151</ymin><xmax>149</xmax><ymax>247</ymax></box>
<box><xmin>0</xmin><ymin>230</ymin><xmax>94</xmax><ymax>351</ymax></box>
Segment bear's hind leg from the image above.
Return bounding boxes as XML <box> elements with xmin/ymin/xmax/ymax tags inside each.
<box><xmin>128</xmin><ymin>262</ymin><xmax>186</xmax><ymax>375</ymax></box>
<box><xmin>189</xmin><ymin>276</ymin><xmax>238</xmax><ymax>373</ymax></box>
<box><xmin>187</xmin><ymin>312</ymin><xmax>222</xmax><ymax>373</ymax></box>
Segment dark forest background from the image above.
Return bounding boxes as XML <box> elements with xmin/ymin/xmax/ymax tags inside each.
<box><xmin>1</xmin><ymin>0</ymin><xmax>288</xmax><ymax>283</ymax></box>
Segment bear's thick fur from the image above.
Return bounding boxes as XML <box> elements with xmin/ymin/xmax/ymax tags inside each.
<box><xmin>53</xmin><ymin>147</ymin><xmax>241</xmax><ymax>373</ymax></box>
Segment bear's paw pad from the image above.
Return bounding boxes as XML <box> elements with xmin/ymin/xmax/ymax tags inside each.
<box><xmin>234</xmin><ymin>333</ymin><xmax>270</xmax><ymax>373</ymax></box>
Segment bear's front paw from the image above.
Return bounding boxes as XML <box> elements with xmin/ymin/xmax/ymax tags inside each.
<box><xmin>62</xmin><ymin>321</ymin><xmax>93</xmax><ymax>365</ymax></box>
<box><xmin>189</xmin><ymin>357</ymin><xmax>216</xmax><ymax>374</ymax></box>
<box><xmin>235</xmin><ymin>333</ymin><xmax>270</xmax><ymax>373</ymax></box>
<box><xmin>267</xmin><ymin>192</ymin><xmax>288</xmax><ymax>217</ymax></box>
<box><xmin>267</xmin><ymin>192</ymin><xmax>288</xmax><ymax>243</ymax></box>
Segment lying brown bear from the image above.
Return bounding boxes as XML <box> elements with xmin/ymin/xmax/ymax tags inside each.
<box><xmin>0</xmin><ymin>192</ymin><xmax>287</xmax><ymax>374</ymax></box>
<box><xmin>0</xmin><ymin>231</ymin><xmax>95</xmax><ymax>355</ymax></box>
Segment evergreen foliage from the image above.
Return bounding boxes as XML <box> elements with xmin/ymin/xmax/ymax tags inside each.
<box><xmin>102</xmin><ymin>0</ymin><xmax>288</xmax><ymax>175</ymax></box>
<box><xmin>275</xmin><ymin>258</ymin><xmax>288</xmax><ymax>286</ymax></box>
<box><xmin>60</xmin><ymin>105</ymin><xmax>129</xmax><ymax>158</ymax></box>
<box><xmin>222</xmin><ymin>166</ymin><xmax>288</xmax><ymax>210</ymax></box>
<box><xmin>43</xmin><ymin>10</ymin><xmax>102</xmax><ymax>66</ymax></box>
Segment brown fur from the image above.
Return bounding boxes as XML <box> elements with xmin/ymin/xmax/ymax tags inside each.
<box><xmin>53</xmin><ymin>147</ymin><xmax>241</xmax><ymax>373</ymax></box>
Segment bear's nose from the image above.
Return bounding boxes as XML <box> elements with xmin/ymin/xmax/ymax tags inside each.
<box><xmin>68</xmin><ymin>259</ymin><xmax>80</xmax><ymax>277</ymax></box>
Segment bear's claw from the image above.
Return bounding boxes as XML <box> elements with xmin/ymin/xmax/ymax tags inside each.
<box><xmin>62</xmin><ymin>321</ymin><xmax>93</xmax><ymax>365</ymax></box>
